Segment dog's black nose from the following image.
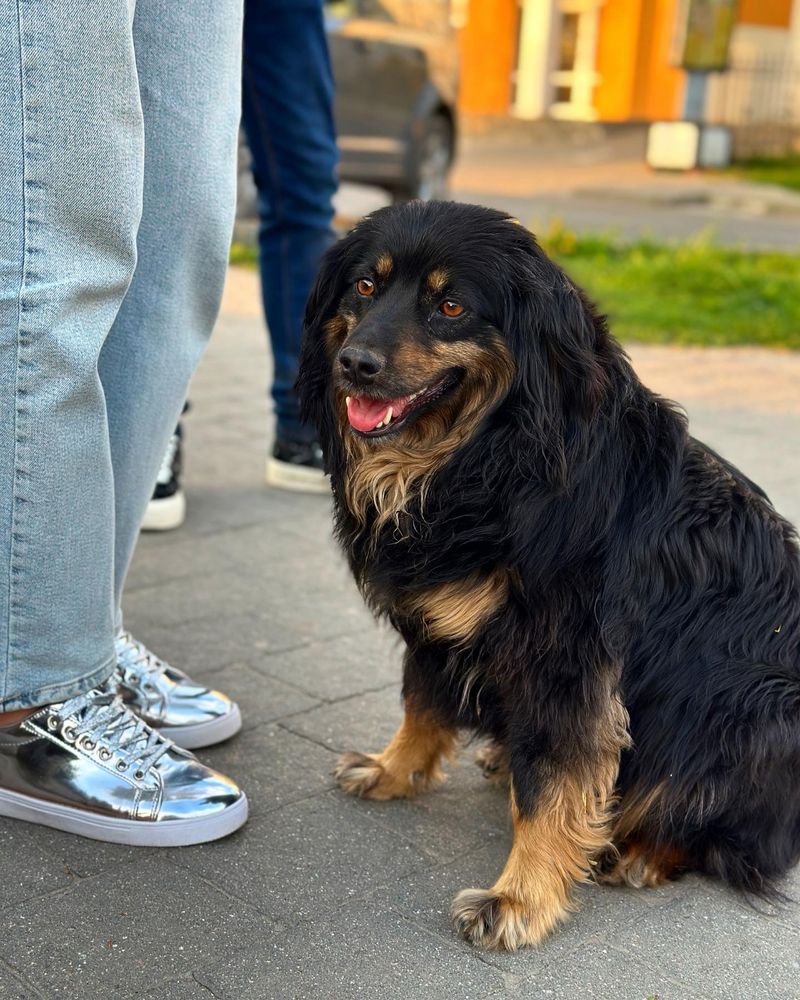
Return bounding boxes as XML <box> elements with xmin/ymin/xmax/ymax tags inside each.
<box><xmin>339</xmin><ymin>346</ymin><xmax>384</xmax><ymax>383</ymax></box>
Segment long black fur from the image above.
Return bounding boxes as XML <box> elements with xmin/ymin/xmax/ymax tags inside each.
<box><xmin>298</xmin><ymin>201</ymin><xmax>800</xmax><ymax>897</ymax></box>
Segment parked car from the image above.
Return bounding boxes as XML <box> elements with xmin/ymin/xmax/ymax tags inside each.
<box><xmin>327</xmin><ymin>0</ymin><xmax>459</xmax><ymax>200</ymax></box>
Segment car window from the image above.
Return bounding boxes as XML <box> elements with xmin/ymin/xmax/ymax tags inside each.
<box><xmin>324</xmin><ymin>0</ymin><xmax>394</xmax><ymax>22</ymax></box>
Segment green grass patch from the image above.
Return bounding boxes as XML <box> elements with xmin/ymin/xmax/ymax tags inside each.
<box><xmin>229</xmin><ymin>241</ymin><xmax>259</xmax><ymax>270</ymax></box>
<box><xmin>727</xmin><ymin>154</ymin><xmax>800</xmax><ymax>193</ymax></box>
<box><xmin>540</xmin><ymin>224</ymin><xmax>800</xmax><ymax>349</ymax></box>
<box><xmin>230</xmin><ymin>228</ymin><xmax>800</xmax><ymax>349</ymax></box>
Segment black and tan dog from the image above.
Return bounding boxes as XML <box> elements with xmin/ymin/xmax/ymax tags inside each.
<box><xmin>297</xmin><ymin>201</ymin><xmax>800</xmax><ymax>951</ymax></box>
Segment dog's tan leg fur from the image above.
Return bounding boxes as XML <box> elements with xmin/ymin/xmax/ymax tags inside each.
<box><xmin>335</xmin><ymin>701</ymin><xmax>458</xmax><ymax>801</ymax></box>
<box><xmin>453</xmin><ymin>694</ymin><xmax>628</xmax><ymax>950</ymax></box>
<box><xmin>596</xmin><ymin>841</ymin><xmax>686</xmax><ymax>888</ymax></box>
<box><xmin>452</xmin><ymin>780</ymin><xmax>608</xmax><ymax>950</ymax></box>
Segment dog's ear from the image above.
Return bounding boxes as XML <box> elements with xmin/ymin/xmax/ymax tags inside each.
<box><xmin>501</xmin><ymin>230</ymin><xmax>610</xmax><ymax>488</ymax></box>
<box><xmin>296</xmin><ymin>229</ymin><xmax>367</xmax><ymax>440</ymax></box>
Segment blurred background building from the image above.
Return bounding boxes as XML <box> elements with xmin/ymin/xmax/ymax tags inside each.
<box><xmin>457</xmin><ymin>0</ymin><xmax>800</xmax><ymax>154</ymax></box>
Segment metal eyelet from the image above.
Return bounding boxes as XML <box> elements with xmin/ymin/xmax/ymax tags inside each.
<box><xmin>78</xmin><ymin>736</ymin><xmax>96</xmax><ymax>752</ymax></box>
<box><xmin>134</xmin><ymin>769</ymin><xmax>145</xmax><ymax>780</ymax></box>
<box><xmin>143</xmin><ymin>682</ymin><xmax>154</xmax><ymax>692</ymax></box>
<box><xmin>61</xmin><ymin>724</ymin><xmax>78</xmax><ymax>744</ymax></box>
<box><xmin>47</xmin><ymin>716</ymin><xmax>59</xmax><ymax>731</ymax></box>
<box><xmin>128</xmin><ymin>673</ymin><xmax>138</xmax><ymax>684</ymax></box>
<box><xmin>98</xmin><ymin>747</ymin><xmax>112</xmax><ymax>762</ymax></box>
<box><xmin>116</xmin><ymin>760</ymin><xmax>128</xmax><ymax>772</ymax></box>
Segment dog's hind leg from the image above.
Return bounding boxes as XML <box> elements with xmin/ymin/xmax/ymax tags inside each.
<box><xmin>596</xmin><ymin>841</ymin><xmax>688</xmax><ymax>888</ymax></box>
<box><xmin>334</xmin><ymin>697</ymin><xmax>458</xmax><ymax>801</ymax></box>
<box><xmin>595</xmin><ymin>782</ymin><xmax>688</xmax><ymax>887</ymax></box>
<box><xmin>474</xmin><ymin>739</ymin><xmax>510</xmax><ymax>784</ymax></box>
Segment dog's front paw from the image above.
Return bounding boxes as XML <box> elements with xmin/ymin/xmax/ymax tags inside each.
<box><xmin>334</xmin><ymin>750</ymin><xmax>424</xmax><ymax>800</ymax></box>
<box><xmin>451</xmin><ymin>888</ymin><xmax>558</xmax><ymax>951</ymax></box>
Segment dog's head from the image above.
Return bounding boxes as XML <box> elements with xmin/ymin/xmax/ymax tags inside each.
<box><xmin>298</xmin><ymin>201</ymin><xmax>611</xmax><ymax>495</ymax></box>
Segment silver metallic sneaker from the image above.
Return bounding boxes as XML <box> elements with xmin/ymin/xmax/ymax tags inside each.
<box><xmin>0</xmin><ymin>680</ymin><xmax>248</xmax><ymax>846</ymax></box>
<box><xmin>115</xmin><ymin>632</ymin><xmax>242</xmax><ymax>750</ymax></box>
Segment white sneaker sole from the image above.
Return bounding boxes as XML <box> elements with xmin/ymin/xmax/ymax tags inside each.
<box><xmin>141</xmin><ymin>490</ymin><xmax>186</xmax><ymax>531</ymax></box>
<box><xmin>0</xmin><ymin>786</ymin><xmax>248</xmax><ymax>847</ymax></box>
<box><xmin>158</xmin><ymin>703</ymin><xmax>243</xmax><ymax>750</ymax></box>
<box><xmin>265</xmin><ymin>457</ymin><xmax>330</xmax><ymax>495</ymax></box>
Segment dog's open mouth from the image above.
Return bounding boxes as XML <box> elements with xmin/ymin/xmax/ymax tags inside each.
<box><xmin>345</xmin><ymin>373</ymin><xmax>458</xmax><ymax>438</ymax></box>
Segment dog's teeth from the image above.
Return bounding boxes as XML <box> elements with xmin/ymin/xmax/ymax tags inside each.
<box><xmin>385</xmin><ymin>406</ymin><xmax>393</xmax><ymax>423</ymax></box>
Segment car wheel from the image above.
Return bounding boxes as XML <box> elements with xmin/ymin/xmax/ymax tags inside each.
<box><xmin>394</xmin><ymin>114</ymin><xmax>453</xmax><ymax>202</ymax></box>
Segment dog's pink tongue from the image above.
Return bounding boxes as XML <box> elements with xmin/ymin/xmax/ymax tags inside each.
<box><xmin>347</xmin><ymin>395</ymin><xmax>397</xmax><ymax>433</ymax></box>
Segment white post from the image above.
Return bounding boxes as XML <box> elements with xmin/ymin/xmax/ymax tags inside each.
<box><xmin>514</xmin><ymin>0</ymin><xmax>558</xmax><ymax>119</ymax></box>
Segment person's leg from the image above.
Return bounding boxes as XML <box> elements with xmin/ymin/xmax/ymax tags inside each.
<box><xmin>0</xmin><ymin>0</ymin><xmax>142</xmax><ymax>713</ymax></box>
<box><xmin>241</xmin><ymin>0</ymin><xmax>338</xmax><ymax>461</ymax></box>
<box><xmin>99</xmin><ymin>0</ymin><xmax>245</xmax><ymax>751</ymax></box>
<box><xmin>101</xmin><ymin>0</ymin><xmax>244</xmax><ymax>605</ymax></box>
<box><xmin>0</xmin><ymin>1</ymin><xmax>248</xmax><ymax>845</ymax></box>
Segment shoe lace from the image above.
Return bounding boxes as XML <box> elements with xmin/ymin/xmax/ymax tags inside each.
<box><xmin>116</xmin><ymin>631</ymin><xmax>173</xmax><ymax>683</ymax></box>
<box><xmin>52</xmin><ymin>679</ymin><xmax>170</xmax><ymax>773</ymax></box>
<box><xmin>155</xmin><ymin>433</ymin><xmax>179</xmax><ymax>485</ymax></box>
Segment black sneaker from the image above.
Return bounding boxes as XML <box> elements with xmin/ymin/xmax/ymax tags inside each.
<box><xmin>142</xmin><ymin>423</ymin><xmax>186</xmax><ymax>531</ymax></box>
<box><xmin>265</xmin><ymin>439</ymin><xmax>329</xmax><ymax>494</ymax></box>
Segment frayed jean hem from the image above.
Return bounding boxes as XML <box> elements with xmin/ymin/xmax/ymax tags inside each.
<box><xmin>0</xmin><ymin>657</ymin><xmax>115</xmax><ymax>712</ymax></box>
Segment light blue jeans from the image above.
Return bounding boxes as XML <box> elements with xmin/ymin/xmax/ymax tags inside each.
<box><xmin>0</xmin><ymin>0</ymin><xmax>243</xmax><ymax>710</ymax></box>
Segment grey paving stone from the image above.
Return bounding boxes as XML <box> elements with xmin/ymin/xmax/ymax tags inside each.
<box><xmin>0</xmin><ymin>962</ymin><xmax>42</xmax><ymax>1000</ymax></box>
<box><xmin>198</xmin><ymin>661</ymin><xmax>322</xmax><ymax>725</ymax></box>
<box><xmin>130</xmin><ymin>521</ymin><xmax>343</xmax><ymax>594</ymax></box>
<box><xmin>123</xmin><ymin>566</ymin><xmax>369</xmax><ymax>647</ymax></box>
<box><xmin>281</xmin><ymin>686</ymin><xmax>405</xmax><ymax>754</ymax></box>
<box><xmin>162</xmin><ymin>791</ymin><xmax>433</xmax><ymax>927</ymax></box>
<box><xmin>510</xmin><ymin>942</ymin><xmax>703</xmax><ymax>1000</ymax></box>
<box><xmin>0</xmin><ymin>821</ymin><xmax>78</xmax><ymax>908</ymax></box>
<box><xmin>350</xmin><ymin>756</ymin><xmax>512</xmax><ymax>864</ymax></box>
<box><xmin>0</xmin><ymin>813</ymin><xmax>161</xmax><ymax>883</ymax></box>
<box><xmin>0</xmin><ymin>857</ymin><xmax>276</xmax><ymax>999</ymax></box>
<box><xmin>137</xmin><ymin>977</ymin><xmax>219</xmax><ymax>1000</ymax></box>
<box><xmin>126</xmin><ymin>520</ymin><xmax>332</xmax><ymax>593</ymax></box>
<box><xmin>196</xmin><ymin>722</ymin><xmax>338</xmax><ymax>819</ymax></box>
<box><xmin>197</xmin><ymin>900</ymin><xmax>509</xmax><ymax>1000</ymax></box>
<box><xmin>119</xmin><ymin>608</ymin><xmax>370</xmax><ymax>683</ymax></box>
<box><xmin>171</xmin><ymin>482</ymin><xmax>331</xmax><ymax>538</ymax></box>
<box><xmin>251</xmin><ymin>627</ymin><xmax>402</xmax><ymax>702</ymax></box>
<box><xmin>617</xmin><ymin>882</ymin><xmax>800</xmax><ymax>1000</ymax></box>
<box><xmin>115</xmin><ymin>612</ymin><xmax>300</xmax><ymax>677</ymax></box>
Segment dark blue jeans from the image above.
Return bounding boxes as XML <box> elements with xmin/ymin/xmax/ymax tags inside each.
<box><xmin>242</xmin><ymin>0</ymin><xmax>338</xmax><ymax>445</ymax></box>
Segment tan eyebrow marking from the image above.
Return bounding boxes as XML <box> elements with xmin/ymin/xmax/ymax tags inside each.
<box><xmin>374</xmin><ymin>253</ymin><xmax>393</xmax><ymax>278</ymax></box>
<box><xmin>426</xmin><ymin>268</ymin><xmax>449</xmax><ymax>295</ymax></box>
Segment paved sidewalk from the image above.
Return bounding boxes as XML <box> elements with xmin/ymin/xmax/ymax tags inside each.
<box><xmin>330</xmin><ymin>131</ymin><xmax>800</xmax><ymax>251</ymax></box>
<box><xmin>448</xmin><ymin>129</ymin><xmax>800</xmax><ymax>252</ymax></box>
<box><xmin>2</xmin><ymin>267</ymin><xmax>799</xmax><ymax>1000</ymax></box>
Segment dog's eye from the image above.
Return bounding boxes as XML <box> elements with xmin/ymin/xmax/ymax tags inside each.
<box><xmin>439</xmin><ymin>300</ymin><xmax>464</xmax><ymax>318</ymax></box>
<box><xmin>356</xmin><ymin>278</ymin><xmax>375</xmax><ymax>297</ymax></box>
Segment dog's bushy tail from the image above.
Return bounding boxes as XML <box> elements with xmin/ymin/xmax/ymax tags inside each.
<box><xmin>702</xmin><ymin>842</ymin><xmax>790</xmax><ymax>902</ymax></box>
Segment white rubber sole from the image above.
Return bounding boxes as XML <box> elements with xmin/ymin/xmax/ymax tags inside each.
<box><xmin>0</xmin><ymin>787</ymin><xmax>248</xmax><ymax>847</ymax></box>
<box><xmin>265</xmin><ymin>457</ymin><xmax>330</xmax><ymax>495</ymax></box>
<box><xmin>141</xmin><ymin>490</ymin><xmax>186</xmax><ymax>531</ymax></box>
<box><xmin>158</xmin><ymin>703</ymin><xmax>243</xmax><ymax>750</ymax></box>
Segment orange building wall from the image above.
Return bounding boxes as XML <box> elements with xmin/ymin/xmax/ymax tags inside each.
<box><xmin>594</xmin><ymin>0</ymin><xmax>645</xmax><ymax>120</ymax></box>
<box><xmin>738</xmin><ymin>0</ymin><xmax>792</xmax><ymax>27</ymax></box>
<box><xmin>458</xmin><ymin>0</ymin><xmax>519</xmax><ymax>114</ymax></box>
<box><xmin>595</xmin><ymin>0</ymin><xmax>684</xmax><ymax>121</ymax></box>
<box><xmin>631</xmin><ymin>0</ymin><xmax>684</xmax><ymax>120</ymax></box>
